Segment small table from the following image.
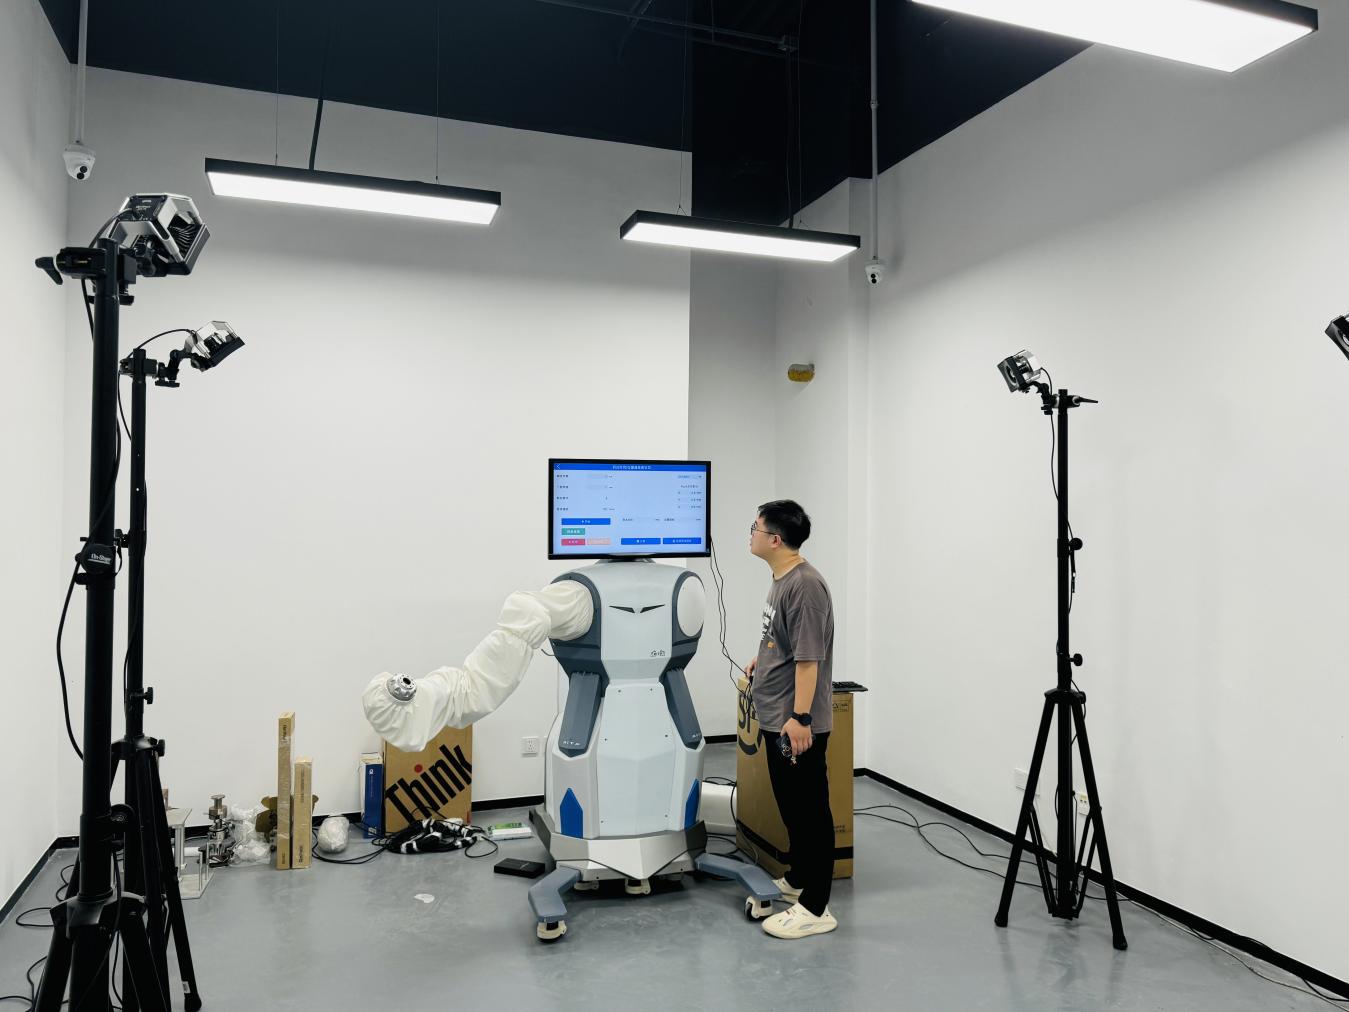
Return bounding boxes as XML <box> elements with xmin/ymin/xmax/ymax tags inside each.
<box><xmin>168</xmin><ymin>806</ymin><xmax>212</xmax><ymax>899</ymax></box>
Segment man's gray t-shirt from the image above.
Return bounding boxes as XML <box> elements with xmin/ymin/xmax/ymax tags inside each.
<box><xmin>751</xmin><ymin>559</ymin><xmax>834</xmax><ymax>734</ymax></box>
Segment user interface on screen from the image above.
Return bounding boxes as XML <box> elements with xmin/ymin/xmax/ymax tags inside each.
<box><xmin>549</xmin><ymin>460</ymin><xmax>710</xmax><ymax>559</ymax></box>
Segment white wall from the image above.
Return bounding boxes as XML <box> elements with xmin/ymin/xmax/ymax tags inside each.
<box><xmin>57</xmin><ymin>67</ymin><xmax>690</xmax><ymax>825</ymax></box>
<box><xmin>0</xmin><ymin>0</ymin><xmax>71</xmax><ymax>906</ymax></box>
<box><xmin>865</xmin><ymin>17</ymin><xmax>1349</xmax><ymax>982</ymax></box>
<box><xmin>772</xmin><ymin>179</ymin><xmax>872</xmax><ymax>763</ymax></box>
<box><xmin>686</xmin><ymin>253</ymin><xmax>777</xmax><ymax>734</ymax></box>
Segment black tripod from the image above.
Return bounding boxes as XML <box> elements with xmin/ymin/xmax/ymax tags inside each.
<box><xmin>993</xmin><ymin>387</ymin><xmax>1128</xmax><ymax>952</ymax></box>
<box><xmin>34</xmin><ymin>240</ymin><xmax>174</xmax><ymax>1012</ymax></box>
<box><xmin>103</xmin><ymin>347</ymin><xmax>202</xmax><ymax>1011</ymax></box>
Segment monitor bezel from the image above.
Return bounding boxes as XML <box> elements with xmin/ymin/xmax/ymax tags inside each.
<box><xmin>548</xmin><ymin>458</ymin><xmax>713</xmax><ymax>561</ymax></box>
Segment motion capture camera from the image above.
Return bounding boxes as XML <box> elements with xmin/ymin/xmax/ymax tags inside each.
<box><xmin>864</xmin><ymin>258</ymin><xmax>885</xmax><ymax>286</ymax></box>
<box><xmin>103</xmin><ymin>194</ymin><xmax>210</xmax><ymax>277</ymax></box>
<box><xmin>63</xmin><ymin>142</ymin><xmax>96</xmax><ymax>181</ymax></box>
<box><xmin>156</xmin><ymin>322</ymin><xmax>245</xmax><ymax>387</ymax></box>
<box><xmin>186</xmin><ymin>322</ymin><xmax>244</xmax><ymax>372</ymax></box>
<box><xmin>1327</xmin><ymin>315</ymin><xmax>1349</xmax><ymax>364</ymax></box>
<box><xmin>997</xmin><ymin>350</ymin><xmax>1045</xmax><ymax>393</ymax></box>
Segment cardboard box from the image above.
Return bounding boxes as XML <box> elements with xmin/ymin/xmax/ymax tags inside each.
<box><xmin>734</xmin><ymin>678</ymin><xmax>855</xmax><ymax>879</ymax></box>
<box><xmin>292</xmin><ymin>757</ymin><xmax>313</xmax><ymax>869</ymax></box>
<box><xmin>276</xmin><ymin>713</ymin><xmax>294</xmax><ymax>870</ymax></box>
<box><xmin>382</xmin><ymin>725</ymin><xmax>473</xmax><ymax>834</ymax></box>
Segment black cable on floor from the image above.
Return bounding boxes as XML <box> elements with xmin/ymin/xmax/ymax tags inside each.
<box><xmin>859</xmin><ymin>802</ymin><xmax>1348</xmax><ymax>1007</ymax></box>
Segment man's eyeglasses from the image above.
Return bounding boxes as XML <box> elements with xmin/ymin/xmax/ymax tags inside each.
<box><xmin>750</xmin><ymin>525</ymin><xmax>777</xmax><ymax>538</ymax></box>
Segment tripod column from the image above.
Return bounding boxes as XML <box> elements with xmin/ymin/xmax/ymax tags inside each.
<box><xmin>72</xmin><ymin>238</ymin><xmax>122</xmax><ymax>1011</ymax></box>
<box><xmin>1055</xmin><ymin>391</ymin><xmax>1075</xmax><ymax>916</ymax></box>
<box><xmin>125</xmin><ymin>350</ymin><xmax>148</xmax><ymax>739</ymax></box>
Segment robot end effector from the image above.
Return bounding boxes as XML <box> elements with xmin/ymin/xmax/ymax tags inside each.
<box><xmin>362</xmin><ymin>580</ymin><xmax>593</xmax><ymax>752</ymax></box>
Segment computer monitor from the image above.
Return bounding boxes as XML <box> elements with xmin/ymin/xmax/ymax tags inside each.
<box><xmin>549</xmin><ymin>459</ymin><xmax>711</xmax><ymax>560</ymax></box>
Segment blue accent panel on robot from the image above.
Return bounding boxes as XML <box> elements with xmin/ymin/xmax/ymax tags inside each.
<box><xmin>684</xmin><ymin>779</ymin><xmax>700</xmax><ymax>829</ymax></box>
<box><xmin>560</xmin><ymin>788</ymin><xmax>584</xmax><ymax>837</ymax></box>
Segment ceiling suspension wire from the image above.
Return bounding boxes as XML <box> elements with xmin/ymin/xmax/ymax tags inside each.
<box><xmin>676</xmin><ymin>0</ymin><xmax>691</xmax><ymax>214</ymax></box>
<box><xmin>787</xmin><ymin>0</ymin><xmax>798</xmax><ymax>223</ymax></box>
<box><xmin>274</xmin><ymin>0</ymin><xmax>281</xmax><ymax>164</ymax></box>
<box><xmin>434</xmin><ymin>0</ymin><xmax>442</xmax><ymax>181</ymax></box>
<box><xmin>783</xmin><ymin>43</ymin><xmax>793</xmax><ymax>225</ymax></box>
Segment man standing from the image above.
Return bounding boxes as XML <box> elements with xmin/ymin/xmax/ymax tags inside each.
<box><xmin>744</xmin><ymin>499</ymin><xmax>837</xmax><ymax>939</ymax></box>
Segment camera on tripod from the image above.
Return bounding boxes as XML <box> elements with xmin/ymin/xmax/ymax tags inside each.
<box><xmin>31</xmin><ymin>192</ymin><xmax>236</xmax><ymax>1012</ymax></box>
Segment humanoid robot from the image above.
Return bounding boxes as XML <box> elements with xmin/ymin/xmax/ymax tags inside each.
<box><xmin>362</xmin><ymin>562</ymin><xmax>779</xmax><ymax>941</ymax></box>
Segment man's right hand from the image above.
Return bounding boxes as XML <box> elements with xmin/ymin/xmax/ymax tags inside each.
<box><xmin>743</xmin><ymin>656</ymin><xmax>757</xmax><ymax>679</ymax></box>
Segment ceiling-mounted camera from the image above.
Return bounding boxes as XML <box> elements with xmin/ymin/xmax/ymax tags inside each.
<box><xmin>63</xmin><ymin>142</ymin><xmax>96</xmax><ymax>182</ymax></box>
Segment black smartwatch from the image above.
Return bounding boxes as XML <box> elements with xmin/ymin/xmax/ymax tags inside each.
<box><xmin>790</xmin><ymin>711</ymin><xmax>812</xmax><ymax>727</ymax></box>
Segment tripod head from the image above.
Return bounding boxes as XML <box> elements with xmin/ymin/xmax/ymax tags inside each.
<box><xmin>996</xmin><ymin>350</ymin><xmax>1098</xmax><ymax>412</ymax></box>
<box><xmin>34</xmin><ymin>193</ymin><xmax>209</xmax><ymax>304</ymax></box>
<box><xmin>152</xmin><ymin>322</ymin><xmax>245</xmax><ymax>387</ymax></box>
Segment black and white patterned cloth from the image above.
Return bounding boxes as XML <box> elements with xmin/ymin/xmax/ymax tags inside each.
<box><xmin>386</xmin><ymin>818</ymin><xmax>487</xmax><ymax>855</ymax></box>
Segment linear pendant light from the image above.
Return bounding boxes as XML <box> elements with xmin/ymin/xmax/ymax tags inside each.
<box><xmin>204</xmin><ymin>159</ymin><xmax>500</xmax><ymax>225</ymax></box>
<box><xmin>913</xmin><ymin>0</ymin><xmax>1317</xmax><ymax>73</ymax></box>
<box><xmin>620</xmin><ymin>210</ymin><xmax>861</xmax><ymax>263</ymax></box>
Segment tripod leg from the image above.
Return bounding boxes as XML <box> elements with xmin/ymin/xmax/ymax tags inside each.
<box><xmin>995</xmin><ymin>697</ymin><xmax>1056</xmax><ymax>927</ymax></box>
<box><xmin>33</xmin><ymin>902</ymin><xmax>74</xmax><ymax>1012</ymax></box>
<box><xmin>130</xmin><ymin>756</ymin><xmax>172</xmax><ymax>1004</ymax></box>
<box><xmin>149</xmin><ymin>757</ymin><xmax>203</xmax><ymax>1010</ymax></box>
<box><xmin>1071</xmin><ymin>701</ymin><xmax>1128</xmax><ymax>951</ymax></box>
<box><xmin>117</xmin><ymin>897</ymin><xmax>171</xmax><ymax>1012</ymax></box>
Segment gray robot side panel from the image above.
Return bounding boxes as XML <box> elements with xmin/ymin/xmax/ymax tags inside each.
<box><xmin>550</xmin><ymin>572</ymin><xmax>602</xmax><ymax>675</ymax></box>
<box><xmin>664</xmin><ymin>570</ymin><xmax>704</xmax><ymax>674</ymax></box>
<box><xmin>660</xmin><ymin>668</ymin><xmax>703</xmax><ymax>748</ymax></box>
<box><xmin>559</xmin><ymin>672</ymin><xmax>604</xmax><ymax>756</ymax></box>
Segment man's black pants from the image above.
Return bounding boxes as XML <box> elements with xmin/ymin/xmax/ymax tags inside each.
<box><xmin>764</xmin><ymin>730</ymin><xmax>833</xmax><ymax>916</ymax></box>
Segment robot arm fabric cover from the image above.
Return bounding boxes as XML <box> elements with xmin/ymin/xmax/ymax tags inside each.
<box><xmin>362</xmin><ymin>580</ymin><xmax>593</xmax><ymax>751</ymax></box>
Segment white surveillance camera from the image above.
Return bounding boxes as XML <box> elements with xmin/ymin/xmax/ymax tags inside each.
<box><xmin>63</xmin><ymin>143</ymin><xmax>95</xmax><ymax>182</ymax></box>
<box><xmin>864</xmin><ymin>258</ymin><xmax>885</xmax><ymax>286</ymax></box>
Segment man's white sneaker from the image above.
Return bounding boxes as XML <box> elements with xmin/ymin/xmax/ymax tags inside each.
<box><xmin>762</xmin><ymin>903</ymin><xmax>838</xmax><ymax>939</ymax></box>
<box><xmin>772</xmin><ymin>877</ymin><xmax>802</xmax><ymax>902</ymax></box>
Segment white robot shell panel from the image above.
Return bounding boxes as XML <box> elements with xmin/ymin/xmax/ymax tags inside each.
<box><xmin>595</xmin><ymin>685</ymin><xmax>680</xmax><ymax>836</ymax></box>
<box><xmin>543</xmin><ymin>561</ymin><xmax>706</xmax><ymax>842</ymax></box>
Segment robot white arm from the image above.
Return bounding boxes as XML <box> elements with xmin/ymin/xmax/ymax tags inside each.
<box><xmin>362</xmin><ymin>580</ymin><xmax>593</xmax><ymax>752</ymax></box>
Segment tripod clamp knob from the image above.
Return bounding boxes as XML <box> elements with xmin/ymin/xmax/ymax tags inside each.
<box><xmin>1071</xmin><ymin>654</ymin><xmax>1084</xmax><ymax>667</ymax></box>
<box><xmin>131</xmin><ymin>686</ymin><xmax>155</xmax><ymax>706</ymax></box>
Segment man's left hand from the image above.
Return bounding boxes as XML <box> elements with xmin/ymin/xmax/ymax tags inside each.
<box><xmin>783</xmin><ymin>717</ymin><xmax>813</xmax><ymax>756</ymax></box>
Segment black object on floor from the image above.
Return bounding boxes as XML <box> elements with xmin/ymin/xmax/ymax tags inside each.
<box><xmin>494</xmin><ymin>858</ymin><xmax>546</xmax><ymax>879</ymax></box>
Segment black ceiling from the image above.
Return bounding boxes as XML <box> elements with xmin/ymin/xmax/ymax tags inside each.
<box><xmin>37</xmin><ymin>0</ymin><xmax>1085</xmax><ymax>225</ymax></box>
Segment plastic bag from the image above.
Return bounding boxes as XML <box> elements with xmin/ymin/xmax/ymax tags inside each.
<box><xmin>227</xmin><ymin>804</ymin><xmax>270</xmax><ymax>866</ymax></box>
<box><xmin>317</xmin><ymin>816</ymin><xmax>349</xmax><ymax>854</ymax></box>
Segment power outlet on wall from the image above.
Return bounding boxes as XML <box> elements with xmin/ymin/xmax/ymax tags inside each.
<box><xmin>521</xmin><ymin>736</ymin><xmax>541</xmax><ymax>757</ymax></box>
<box><xmin>1013</xmin><ymin>767</ymin><xmax>1041</xmax><ymax>802</ymax></box>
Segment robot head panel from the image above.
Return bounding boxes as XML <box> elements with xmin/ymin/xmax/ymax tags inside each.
<box><xmin>550</xmin><ymin>562</ymin><xmax>704</xmax><ymax>683</ymax></box>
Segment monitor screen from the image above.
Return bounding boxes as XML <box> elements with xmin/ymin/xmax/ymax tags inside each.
<box><xmin>549</xmin><ymin>459</ymin><xmax>711</xmax><ymax>560</ymax></box>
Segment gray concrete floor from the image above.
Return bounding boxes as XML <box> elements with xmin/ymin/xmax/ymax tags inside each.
<box><xmin>1</xmin><ymin>745</ymin><xmax>1336</xmax><ymax>1010</ymax></box>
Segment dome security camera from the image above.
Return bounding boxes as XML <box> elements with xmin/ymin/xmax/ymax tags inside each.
<box><xmin>63</xmin><ymin>143</ymin><xmax>95</xmax><ymax>181</ymax></box>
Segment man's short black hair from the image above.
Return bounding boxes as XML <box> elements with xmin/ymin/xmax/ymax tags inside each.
<box><xmin>757</xmin><ymin>499</ymin><xmax>811</xmax><ymax>550</ymax></box>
